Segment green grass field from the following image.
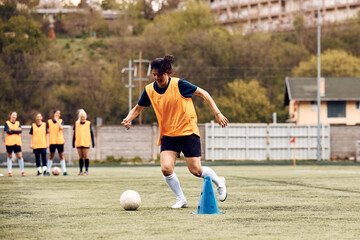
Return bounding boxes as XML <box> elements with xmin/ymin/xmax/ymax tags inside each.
<box><xmin>1</xmin><ymin>165</ymin><xmax>360</xmax><ymax>239</ymax></box>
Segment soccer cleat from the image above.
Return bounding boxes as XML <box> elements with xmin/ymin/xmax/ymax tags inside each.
<box><xmin>63</xmin><ymin>172</ymin><xmax>68</xmax><ymax>176</ymax></box>
<box><xmin>217</xmin><ymin>185</ymin><xmax>227</xmax><ymax>202</ymax></box>
<box><xmin>21</xmin><ymin>172</ymin><xmax>26</xmax><ymax>177</ymax></box>
<box><xmin>43</xmin><ymin>170</ymin><xmax>47</xmax><ymax>175</ymax></box>
<box><xmin>46</xmin><ymin>172</ymin><xmax>50</xmax><ymax>176</ymax></box>
<box><xmin>171</xmin><ymin>199</ymin><xmax>188</xmax><ymax>209</ymax></box>
<box><xmin>83</xmin><ymin>171</ymin><xmax>88</xmax><ymax>176</ymax></box>
<box><xmin>8</xmin><ymin>173</ymin><xmax>12</xmax><ymax>177</ymax></box>
<box><xmin>36</xmin><ymin>172</ymin><xmax>42</xmax><ymax>176</ymax></box>
<box><xmin>79</xmin><ymin>172</ymin><xmax>83</xmax><ymax>176</ymax></box>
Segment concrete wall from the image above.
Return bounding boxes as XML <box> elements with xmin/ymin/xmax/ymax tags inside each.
<box><xmin>330</xmin><ymin>125</ymin><xmax>360</xmax><ymax>159</ymax></box>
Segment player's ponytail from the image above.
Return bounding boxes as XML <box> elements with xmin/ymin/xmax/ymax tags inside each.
<box><xmin>151</xmin><ymin>55</ymin><xmax>174</xmax><ymax>75</ymax></box>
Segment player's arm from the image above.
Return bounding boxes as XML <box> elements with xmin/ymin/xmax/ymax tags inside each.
<box><xmin>58</xmin><ymin>121</ymin><xmax>64</xmax><ymax>130</ymax></box>
<box><xmin>194</xmin><ymin>87</ymin><xmax>229</xmax><ymax>128</ymax></box>
<box><xmin>121</xmin><ymin>104</ymin><xmax>144</xmax><ymax>130</ymax></box>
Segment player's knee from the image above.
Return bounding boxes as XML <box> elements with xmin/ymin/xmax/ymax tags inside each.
<box><xmin>189</xmin><ymin>168</ymin><xmax>202</xmax><ymax>177</ymax></box>
<box><xmin>161</xmin><ymin>166</ymin><xmax>173</xmax><ymax>176</ymax></box>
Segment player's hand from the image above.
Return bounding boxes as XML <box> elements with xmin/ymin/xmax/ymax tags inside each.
<box><xmin>121</xmin><ymin>119</ymin><xmax>131</xmax><ymax>130</ymax></box>
<box><xmin>215</xmin><ymin>113</ymin><xmax>229</xmax><ymax>128</ymax></box>
<box><xmin>30</xmin><ymin>145</ymin><xmax>33</xmax><ymax>149</ymax></box>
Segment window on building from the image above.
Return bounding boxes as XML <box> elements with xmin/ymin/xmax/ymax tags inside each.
<box><xmin>311</xmin><ymin>101</ymin><xmax>317</xmax><ymax>111</ymax></box>
<box><xmin>356</xmin><ymin>101</ymin><xmax>360</xmax><ymax>110</ymax></box>
<box><xmin>327</xmin><ymin>101</ymin><xmax>346</xmax><ymax>118</ymax></box>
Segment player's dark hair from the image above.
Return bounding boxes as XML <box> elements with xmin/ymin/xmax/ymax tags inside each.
<box><xmin>53</xmin><ymin>109</ymin><xmax>60</xmax><ymax>114</ymax></box>
<box><xmin>9</xmin><ymin>111</ymin><xmax>16</xmax><ymax>117</ymax></box>
<box><xmin>151</xmin><ymin>55</ymin><xmax>174</xmax><ymax>75</ymax></box>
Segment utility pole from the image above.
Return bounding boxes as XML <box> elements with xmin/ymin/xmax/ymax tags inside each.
<box><xmin>316</xmin><ymin>0</ymin><xmax>322</xmax><ymax>161</ymax></box>
<box><xmin>133</xmin><ymin>51</ymin><xmax>150</xmax><ymax>125</ymax></box>
<box><xmin>122</xmin><ymin>60</ymin><xmax>135</xmax><ymax>113</ymax></box>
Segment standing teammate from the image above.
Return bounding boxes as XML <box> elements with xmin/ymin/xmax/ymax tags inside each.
<box><xmin>30</xmin><ymin>113</ymin><xmax>48</xmax><ymax>176</ymax></box>
<box><xmin>72</xmin><ymin>109</ymin><xmax>95</xmax><ymax>176</ymax></box>
<box><xmin>47</xmin><ymin>110</ymin><xmax>68</xmax><ymax>176</ymax></box>
<box><xmin>121</xmin><ymin>55</ymin><xmax>229</xmax><ymax>208</ymax></box>
<box><xmin>4</xmin><ymin>112</ymin><xmax>25</xmax><ymax>177</ymax></box>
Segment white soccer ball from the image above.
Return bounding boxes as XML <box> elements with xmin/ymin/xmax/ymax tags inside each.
<box><xmin>52</xmin><ymin>167</ymin><xmax>61</xmax><ymax>176</ymax></box>
<box><xmin>120</xmin><ymin>190</ymin><xmax>141</xmax><ymax>211</ymax></box>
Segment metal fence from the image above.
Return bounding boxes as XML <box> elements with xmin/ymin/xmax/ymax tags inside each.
<box><xmin>205</xmin><ymin>122</ymin><xmax>330</xmax><ymax>161</ymax></box>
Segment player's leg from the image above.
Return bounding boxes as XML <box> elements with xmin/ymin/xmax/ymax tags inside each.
<box><xmin>161</xmin><ymin>150</ymin><xmax>188</xmax><ymax>208</ymax></box>
<box><xmin>186</xmin><ymin>157</ymin><xmax>227</xmax><ymax>201</ymax></box>
<box><xmin>77</xmin><ymin>148</ymin><xmax>84</xmax><ymax>175</ymax></box>
<box><xmin>83</xmin><ymin>148</ymin><xmax>89</xmax><ymax>175</ymax></box>
<box><xmin>47</xmin><ymin>145</ymin><xmax>55</xmax><ymax>175</ymax></box>
<box><xmin>6</xmin><ymin>148</ymin><xmax>13</xmax><ymax>177</ymax></box>
<box><xmin>183</xmin><ymin>134</ymin><xmax>227</xmax><ymax>202</ymax></box>
<box><xmin>58</xmin><ymin>145</ymin><xmax>68</xmax><ymax>175</ymax></box>
<box><xmin>34</xmin><ymin>150</ymin><xmax>42</xmax><ymax>176</ymax></box>
<box><xmin>15</xmin><ymin>148</ymin><xmax>25</xmax><ymax>176</ymax></box>
<box><xmin>41</xmin><ymin>149</ymin><xmax>47</xmax><ymax>175</ymax></box>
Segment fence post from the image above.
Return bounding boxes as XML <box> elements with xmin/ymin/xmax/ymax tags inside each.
<box><xmin>151</xmin><ymin>123</ymin><xmax>158</xmax><ymax>160</ymax></box>
<box><xmin>266</xmin><ymin>124</ymin><xmax>270</xmax><ymax>160</ymax></box>
<box><xmin>211</xmin><ymin>120</ymin><xmax>215</xmax><ymax>161</ymax></box>
<box><xmin>67</xmin><ymin>126</ymin><xmax>72</xmax><ymax>164</ymax></box>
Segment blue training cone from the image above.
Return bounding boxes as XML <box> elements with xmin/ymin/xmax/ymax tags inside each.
<box><xmin>192</xmin><ymin>176</ymin><xmax>224</xmax><ymax>214</ymax></box>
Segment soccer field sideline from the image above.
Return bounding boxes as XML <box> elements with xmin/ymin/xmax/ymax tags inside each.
<box><xmin>1</xmin><ymin>165</ymin><xmax>360</xmax><ymax>239</ymax></box>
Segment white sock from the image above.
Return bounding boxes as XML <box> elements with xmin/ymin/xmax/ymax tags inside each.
<box><xmin>7</xmin><ymin>158</ymin><xmax>12</xmax><ymax>173</ymax></box>
<box><xmin>164</xmin><ymin>173</ymin><xmax>186</xmax><ymax>201</ymax></box>
<box><xmin>47</xmin><ymin>160</ymin><xmax>53</xmax><ymax>171</ymax></box>
<box><xmin>201</xmin><ymin>166</ymin><xmax>224</xmax><ymax>188</ymax></box>
<box><xmin>60</xmin><ymin>160</ymin><xmax>66</xmax><ymax>173</ymax></box>
<box><xmin>43</xmin><ymin>166</ymin><xmax>47</xmax><ymax>172</ymax></box>
<box><xmin>37</xmin><ymin>167</ymin><xmax>41</xmax><ymax>172</ymax></box>
<box><xmin>18</xmin><ymin>158</ymin><xmax>24</xmax><ymax>172</ymax></box>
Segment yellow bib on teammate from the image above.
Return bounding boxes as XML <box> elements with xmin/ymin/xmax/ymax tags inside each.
<box><xmin>32</xmin><ymin>123</ymin><xmax>47</xmax><ymax>149</ymax></box>
<box><xmin>48</xmin><ymin>119</ymin><xmax>65</xmax><ymax>145</ymax></box>
<box><xmin>5</xmin><ymin>120</ymin><xmax>22</xmax><ymax>146</ymax></box>
<box><xmin>145</xmin><ymin>77</ymin><xmax>200</xmax><ymax>145</ymax></box>
<box><xmin>75</xmin><ymin>121</ymin><xmax>91</xmax><ymax>148</ymax></box>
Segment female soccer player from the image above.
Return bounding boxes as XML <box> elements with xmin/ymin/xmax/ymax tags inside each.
<box><xmin>121</xmin><ymin>55</ymin><xmax>229</xmax><ymax>208</ymax></box>
<box><xmin>47</xmin><ymin>110</ymin><xmax>68</xmax><ymax>176</ymax></box>
<box><xmin>4</xmin><ymin>112</ymin><xmax>25</xmax><ymax>177</ymax></box>
<box><xmin>72</xmin><ymin>109</ymin><xmax>95</xmax><ymax>176</ymax></box>
<box><xmin>30</xmin><ymin>113</ymin><xmax>48</xmax><ymax>176</ymax></box>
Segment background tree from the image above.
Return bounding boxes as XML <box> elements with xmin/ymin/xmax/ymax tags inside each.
<box><xmin>216</xmin><ymin>79</ymin><xmax>274</xmax><ymax>123</ymax></box>
<box><xmin>293</xmin><ymin>49</ymin><xmax>360</xmax><ymax>77</ymax></box>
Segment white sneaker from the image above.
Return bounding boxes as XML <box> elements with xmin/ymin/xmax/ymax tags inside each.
<box><xmin>217</xmin><ymin>177</ymin><xmax>228</xmax><ymax>202</ymax></box>
<box><xmin>171</xmin><ymin>199</ymin><xmax>188</xmax><ymax>209</ymax></box>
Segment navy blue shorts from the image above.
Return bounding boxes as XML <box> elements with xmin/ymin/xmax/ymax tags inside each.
<box><xmin>33</xmin><ymin>148</ymin><xmax>47</xmax><ymax>154</ymax></box>
<box><xmin>49</xmin><ymin>144</ymin><xmax>64</xmax><ymax>153</ymax></box>
<box><xmin>161</xmin><ymin>134</ymin><xmax>201</xmax><ymax>158</ymax></box>
<box><xmin>6</xmin><ymin>145</ymin><xmax>22</xmax><ymax>154</ymax></box>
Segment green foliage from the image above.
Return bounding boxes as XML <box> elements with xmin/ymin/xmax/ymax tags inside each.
<box><xmin>0</xmin><ymin>2</ymin><xmax>17</xmax><ymax>21</ymax></box>
<box><xmin>293</xmin><ymin>49</ymin><xmax>360</xmax><ymax>77</ymax></box>
<box><xmin>0</xmin><ymin>16</ymin><xmax>47</xmax><ymax>60</ymax></box>
<box><xmin>217</xmin><ymin>79</ymin><xmax>274</xmax><ymax>123</ymax></box>
<box><xmin>101</xmin><ymin>0</ymin><xmax>120</xmax><ymax>10</ymax></box>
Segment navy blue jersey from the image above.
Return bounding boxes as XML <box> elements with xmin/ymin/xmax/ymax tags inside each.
<box><xmin>138</xmin><ymin>78</ymin><xmax>198</xmax><ymax>107</ymax></box>
<box><xmin>4</xmin><ymin>122</ymin><xmax>22</xmax><ymax>134</ymax></box>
